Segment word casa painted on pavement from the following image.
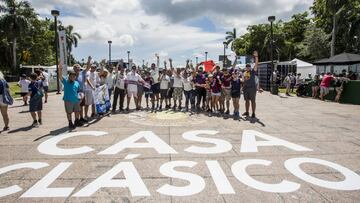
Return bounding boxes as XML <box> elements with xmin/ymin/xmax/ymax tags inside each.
<box><xmin>1</xmin><ymin>130</ymin><xmax>360</xmax><ymax>198</ymax></box>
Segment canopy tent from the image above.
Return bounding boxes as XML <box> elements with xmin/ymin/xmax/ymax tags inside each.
<box><xmin>313</xmin><ymin>53</ymin><xmax>360</xmax><ymax>65</ymax></box>
<box><xmin>291</xmin><ymin>58</ymin><xmax>316</xmax><ymax>79</ymax></box>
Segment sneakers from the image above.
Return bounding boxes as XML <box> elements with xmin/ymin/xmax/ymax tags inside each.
<box><xmin>2</xmin><ymin>126</ymin><xmax>9</xmax><ymax>131</ymax></box>
<box><xmin>225</xmin><ymin>110</ymin><xmax>230</xmax><ymax>115</ymax></box>
<box><xmin>68</xmin><ymin>121</ymin><xmax>75</xmax><ymax>129</ymax></box>
<box><xmin>31</xmin><ymin>120</ymin><xmax>38</xmax><ymax>127</ymax></box>
<box><xmin>242</xmin><ymin>112</ymin><xmax>249</xmax><ymax>117</ymax></box>
<box><xmin>75</xmin><ymin>119</ymin><xmax>83</xmax><ymax>127</ymax></box>
<box><xmin>251</xmin><ymin>113</ymin><xmax>256</xmax><ymax>118</ymax></box>
<box><xmin>38</xmin><ymin>119</ymin><xmax>42</xmax><ymax>125</ymax></box>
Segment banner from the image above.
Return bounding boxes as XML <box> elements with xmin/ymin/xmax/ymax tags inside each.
<box><xmin>58</xmin><ymin>30</ymin><xmax>68</xmax><ymax>77</ymax></box>
<box><xmin>202</xmin><ymin>60</ymin><xmax>215</xmax><ymax>72</ymax></box>
<box><xmin>95</xmin><ymin>84</ymin><xmax>111</xmax><ymax>114</ymax></box>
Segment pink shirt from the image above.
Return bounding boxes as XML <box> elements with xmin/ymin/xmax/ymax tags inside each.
<box><xmin>320</xmin><ymin>75</ymin><xmax>333</xmax><ymax>88</ymax></box>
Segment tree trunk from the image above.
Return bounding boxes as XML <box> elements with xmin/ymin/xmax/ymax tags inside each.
<box><xmin>12</xmin><ymin>37</ymin><xmax>17</xmax><ymax>71</ymax></box>
<box><xmin>331</xmin><ymin>14</ymin><xmax>336</xmax><ymax>57</ymax></box>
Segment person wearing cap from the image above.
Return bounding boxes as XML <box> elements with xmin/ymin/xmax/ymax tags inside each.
<box><xmin>242</xmin><ymin>51</ymin><xmax>259</xmax><ymax>118</ymax></box>
<box><xmin>18</xmin><ymin>74</ymin><xmax>30</xmax><ymax>106</ymax></box>
<box><xmin>112</xmin><ymin>61</ymin><xmax>126</xmax><ymax>112</ymax></box>
<box><xmin>57</xmin><ymin>64</ymin><xmax>82</xmax><ymax>129</ymax></box>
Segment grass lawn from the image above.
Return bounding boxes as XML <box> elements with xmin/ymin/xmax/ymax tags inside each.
<box><xmin>9</xmin><ymin>82</ymin><xmax>21</xmax><ymax>99</ymax></box>
<box><xmin>278</xmin><ymin>88</ymin><xmax>297</xmax><ymax>96</ymax></box>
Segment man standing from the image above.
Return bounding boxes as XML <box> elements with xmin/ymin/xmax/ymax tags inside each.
<box><xmin>112</xmin><ymin>62</ymin><xmax>126</xmax><ymax>112</ymax></box>
<box><xmin>84</xmin><ymin>64</ymin><xmax>99</xmax><ymax>119</ymax></box>
<box><xmin>150</xmin><ymin>54</ymin><xmax>161</xmax><ymax>109</ymax></box>
<box><xmin>319</xmin><ymin>72</ymin><xmax>334</xmax><ymax>101</ymax></box>
<box><xmin>242</xmin><ymin>51</ymin><xmax>259</xmax><ymax>118</ymax></box>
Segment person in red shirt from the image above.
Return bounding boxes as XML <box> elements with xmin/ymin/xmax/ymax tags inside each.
<box><xmin>319</xmin><ymin>72</ymin><xmax>334</xmax><ymax>101</ymax></box>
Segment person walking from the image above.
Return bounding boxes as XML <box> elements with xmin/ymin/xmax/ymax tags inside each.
<box><xmin>0</xmin><ymin>71</ymin><xmax>13</xmax><ymax>131</ymax></box>
<box><xmin>28</xmin><ymin>72</ymin><xmax>44</xmax><ymax>127</ymax></box>
<box><xmin>18</xmin><ymin>74</ymin><xmax>30</xmax><ymax>106</ymax></box>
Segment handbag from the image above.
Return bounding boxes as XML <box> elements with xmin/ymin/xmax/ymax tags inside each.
<box><xmin>1</xmin><ymin>80</ymin><xmax>13</xmax><ymax>105</ymax></box>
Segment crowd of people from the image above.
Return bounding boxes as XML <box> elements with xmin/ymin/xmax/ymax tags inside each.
<box><xmin>0</xmin><ymin>51</ymin><xmax>261</xmax><ymax>130</ymax></box>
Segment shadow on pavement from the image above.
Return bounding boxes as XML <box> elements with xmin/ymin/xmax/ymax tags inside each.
<box><xmin>33</xmin><ymin>126</ymin><xmax>70</xmax><ymax>142</ymax></box>
<box><xmin>8</xmin><ymin>125</ymin><xmax>35</xmax><ymax>134</ymax></box>
<box><xmin>245</xmin><ymin>117</ymin><xmax>266</xmax><ymax>127</ymax></box>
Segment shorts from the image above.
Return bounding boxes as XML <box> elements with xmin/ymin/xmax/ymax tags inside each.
<box><xmin>144</xmin><ymin>89</ymin><xmax>153</xmax><ymax>98</ymax></box>
<box><xmin>231</xmin><ymin>91</ymin><xmax>241</xmax><ymax>98</ymax></box>
<box><xmin>0</xmin><ymin>95</ymin><xmax>8</xmax><ymax>107</ymax></box>
<box><xmin>160</xmin><ymin>89</ymin><xmax>168</xmax><ymax>99</ymax></box>
<box><xmin>221</xmin><ymin>88</ymin><xmax>231</xmax><ymax>101</ymax></box>
<box><xmin>206</xmin><ymin>91</ymin><xmax>212</xmax><ymax>99</ymax></box>
<box><xmin>173</xmin><ymin>87</ymin><xmax>183</xmax><ymax>100</ymax></box>
<box><xmin>243</xmin><ymin>88</ymin><xmax>256</xmax><ymax>101</ymax></box>
<box><xmin>151</xmin><ymin>83</ymin><xmax>160</xmax><ymax>94</ymax></box>
<box><xmin>85</xmin><ymin>90</ymin><xmax>95</xmax><ymax>105</ymax></box>
<box><xmin>20</xmin><ymin>92</ymin><xmax>28</xmax><ymax>97</ymax></box>
<box><xmin>43</xmin><ymin>86</ymin><xmax>49</xmax><ymax>92</ymax></box>
<box><xmin>137</xmin><ymin>85</ymin><xmax>144</xmax><ymax>95</ymax></box>
<box><xmin>78</xmin><ymin>92</ymin><xmax>85</xmax><ymax>106</ymax></box>
<box><xmin>212</xmin><ymin>92</ymin><xmax>221</xmax><ymax>97</ymax></box>
<box><xmin>167</xmin><ymin>88</ymin><xmax>173</xmax><ymax>98</ymax></box>
<box><xmin>29</xmin><ymin>98</ymin><xmax>42</xmax><ymax>112</ymax></box>
<box><xmin>64</xmin><ymin>101</ymin><xmax>80</xmax><ymax>114</ymax></box>
<box><xmin>320</xmin><ymin>86</ymin><xmax>329</xmax><ymax>95</ymax></box>
<box><xmin>127</xmin><ymin>89</ymin><xmax>138</xmax><ymax>98</ymax></box>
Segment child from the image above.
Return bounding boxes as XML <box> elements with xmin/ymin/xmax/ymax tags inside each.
<box><xmin>61</xmin><ymin>70</ymin><xmax>82</xmax><ymax>129</ymax></box>
<box><xmin>231</xmin><ymin>70</ymin><xmax>242</xmax><ymax>119</ymax></box>
<box><xmin>28</xmin><ymin>73</ymin><xmax>43</xmax><ymax>127</ymax></box>
<box><xmin>18</xmin><ymin>74</ymin><xmax>30</xmax><ymax>106</ymax></box>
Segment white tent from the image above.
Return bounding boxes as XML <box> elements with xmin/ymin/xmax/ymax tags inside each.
<box><xmin>291</xmin><ymin>58</ymin><xmax>316</xmax><ymax>79</ymax></box>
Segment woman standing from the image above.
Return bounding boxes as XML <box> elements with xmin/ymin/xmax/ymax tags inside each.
<box><xmin>0</xmin><ymin>71</ymin><xmax>13</xmax><ymax>131</ymax></box>
<box><xmin>312</xmin><ymin>74</ymin><xmax>320</xmax><ymax>99</ymax></box>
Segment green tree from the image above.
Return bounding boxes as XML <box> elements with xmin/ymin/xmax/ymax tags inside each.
<box><xmin>64</xmin><ymin>25</ymin><xmax>81</xmax><ymax>65</ymax></box>
<box><xmin>0</xmin><ymin>0</ymin><xmax>32</xmax><ymax>71</ymax></box>
<box><xmin>225</xmin><ymin>28</ymin><xmax>237</xmax><ymax>51</ymax></box>
<box><xmin>298</xmin><ymin>24</ymin><xmax>330</xmax><ymax>61</ymax></box>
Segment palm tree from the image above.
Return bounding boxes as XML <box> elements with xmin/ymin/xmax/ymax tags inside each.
<box><xmin>225</xmin><ymin>28</ymin><xmax>237</xmax><ymax>51</ymax></box>
<box><xmin>64</xmin><ymin>25</ymin><xmax>81</xmax><ymax>65</ymax></box>
<box><xmin>0</xmin><ymin>0</ymin><xmax>31</xmax><ymax>71</ymax></box>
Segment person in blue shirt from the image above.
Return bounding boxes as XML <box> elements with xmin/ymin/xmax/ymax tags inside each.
<box><xmin>28</xmin><ymin>73</ymin><xmax>44</xmax><ymax>127</ymax></box>
<box><xmin>60</xmin><ymin>65</ymin><xmax>82</xmax><ymax>129</ymax></box>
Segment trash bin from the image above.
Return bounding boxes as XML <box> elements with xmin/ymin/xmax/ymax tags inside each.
<box><xmin>271</xmin><ymin>84</ymin><xmax>279</xmax><ymax>95</ymax></box>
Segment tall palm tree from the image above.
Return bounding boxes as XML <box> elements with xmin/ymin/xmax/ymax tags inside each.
<box><xmin>64</xmin><ymin>25</ymin><xmax>81</xmax><ymax>65</ymax></box>
<box><xmin>225</xmin><ymin>28</ymin><xmax>237</xmax><ymax>51</ymax></box>
<box><xmin>0</xmin><ymin>0</ymin><xmax>31</xmax><ymax>71</ymax></box>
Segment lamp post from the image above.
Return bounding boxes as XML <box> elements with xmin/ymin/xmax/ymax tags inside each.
<box><xmin>205</xmin><ymin>51</ymin><xmax>208</xmax><ymax>62</ymax></box>
<box><xmin>223</xmin><ymin>42</ymin><xmax>228</xmax><ymax>68</ymax></box>
<box><xmin>127</xmin><ymin>51</ymin><xmax>130</xmax><ymax>69</ymax></box>
<box><xmin>195</xmin><ymin>56</ymin><xmax>198</xmax><ymax>65</ymax></box>
<box><xmin>268</xmin><ymin>15</ymin><xmax>276</xmax><ymax>94</ymax></box>
<box><xmin>51</xmin><ymin>10</ymin><xmax>60</xmax><ymax>94</ymax></box>
<box><xmin>108</xmin><ymin>40</ymin><xmax>112</xmax><ymax>65</ymax></box>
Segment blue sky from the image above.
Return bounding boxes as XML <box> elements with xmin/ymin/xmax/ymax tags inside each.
<box><xmin>30</xmin><ymin>0</ymin><xmax>313</xmax><ymax>66</ymax></box>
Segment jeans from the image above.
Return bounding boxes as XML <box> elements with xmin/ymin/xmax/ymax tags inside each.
<box><xmin>112</xmin><ymin>87</ymin><xmax>125</xmax><ymax>110</ymax></box>
<box><xmin>184</xmin><ymin>90</ymin><xmax>195</xmax><ymax>108</ymax></box>
<box><xmin>196</xmin><ymin>87</ymin><xmax>206</xmax><ymax>107</ymax></box>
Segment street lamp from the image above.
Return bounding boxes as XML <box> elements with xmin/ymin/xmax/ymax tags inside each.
<box><xmin>108</xmin><ymin>40</ymin><xmax>112</xmax><ymax>65</ymax></box>
<box><xmin>205</xmin><ymin>51</ymin><xmax>208</xmax><ymax>62</ymax></box>
<box><xmin>127</xmin><ymin>51</ymin><xmax>130</xmax><ymax>69</ymax></box>
<box><xmin>51</xmin><ymin>10</ymin><xmax>60</xmax><ymax>94</ymax></box>
<box><xmin>268</xmin><ymin>15</ymin><xmax>276</xmax><ymax>94</ymax></box>
<box><xmin>223</xmin><ymin>42</ymin><xmax>228</xmax><ymax>68</ymax></box>
<box><xmin>195</xmin><ymin>56</ymin><xmax>198</xmax><ymax>65</ymax></box>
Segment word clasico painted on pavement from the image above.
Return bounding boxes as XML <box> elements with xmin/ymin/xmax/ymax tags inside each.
<box><xmin>1</xmin><ymin>130</ymin><xmax>360</xmax><ymax>198</ymax></box>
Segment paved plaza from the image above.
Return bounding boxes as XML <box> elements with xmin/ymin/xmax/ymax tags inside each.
<box><xmin>1</xmin><ymin>92</ymin><xmax>360</xmax><ymax>202</ymax></box>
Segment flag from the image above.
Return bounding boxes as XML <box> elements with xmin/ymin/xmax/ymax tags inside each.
<box><xmin>58</xmin><ymin>30</ymin><xmax>68</xmax><ymax>77</ymax></box>
<box><xmin>202</xmin><ymin>60</ymin><xmax>215</xmax><ymax>72</ymax></box>
<box><xmin>95</xmin><ymin>85</ymin><xmax>111</xmax><ymax>114</ymax></box>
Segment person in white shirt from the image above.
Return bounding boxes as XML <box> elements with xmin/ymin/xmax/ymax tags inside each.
<box><xmin>182</xmin><ymin>69</ymin><xmax>194</xmax><ymax>112</ymax></box>
<box><xmin>17</xmin><ymin>74</ymin><xmax>30</xmax><ymax>106</ymax></box>
<box><xmin>84</xmin><ymin>64</ymin><xmax>99</xmax><ymax>118</ymax></box>
<box><xmin>170</xmin><ymin>59</ymin><xmax>184</xmax><ymax>110</ymax></box>
<box><xmin>39</xmin><ymin>68</ymin><xmax>49</xmax><ymax>103</ymax></box>
<box><xmin>126</xmin><ymin>66</ymin><xmax>145</xmax><ymax>111</ymax></box>
<box><xmin>105</xmin><ymin>65</ymin><xmax>115</xmax><ymax>99</ymax></box>
<box><xmin>112</xmin><ymin>63</ymin><xmax>126</xmax><ymax>112</ymax></box>
<box><xmin>150</xmin><ymin>54</ymin><xmax>161</xmax><ymax>109</ymax></box>
<box><xmin>159</xmin><ymin>61</ymin><xmax>170</xmax><ymax>110</ymax></box>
